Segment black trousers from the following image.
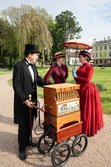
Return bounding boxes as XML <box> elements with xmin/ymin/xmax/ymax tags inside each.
<box><xmin>18</xmin><ymin>124</ymin><xmax>30</xmax><ymax>151</ymax></box>
<box><xmin>18</xmin><ymin>92</ymin><xmax>37</xmax><ymax>151</ymax></box>
<box><xmin>18</xmin><ymin>117</ymin><xmax>34</xmax><ymax>151</ymax></box>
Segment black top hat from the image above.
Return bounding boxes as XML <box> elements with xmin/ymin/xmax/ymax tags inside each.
<box><xmin>24</xmin><ymin>44</ymin><xmax>39</xmax><ymax>53</ymax></box>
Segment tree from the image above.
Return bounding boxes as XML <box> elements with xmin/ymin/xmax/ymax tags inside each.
<box><xmin>0</xmin><ymin>4</ymin><xmax>36</xmax><ymax>25</ymax></box>
<box><xmin>0</xmin><ymin>4</ymin><xmax>53</xmax><ymax>66</ymax></box>
<box><xmin>51</xmin><ymin>10</ymin><xmax>82</xmax><ymax>54</ymax></box>
<box><xmin>0</xmin><ymin>18</ymin><xmax>18</xmax><ymax>69</ymax></box>
<box><xmin>35</xmin><ymin>7</ymin><xmax>55</xmax><ymax>63</ymax></box>
<box><xmin>35</xmin><ymin>7</ymin><xmax>54</xmax><ymax>28</ymax></box>
<box><xmin>19</xmin><ymin>13</ymin><xmax>52</xmax><ymax>66</ymax></box>
<box><xmin>100</xmin><ymin>51</ymin><xmax>107</xmax><ymax>67</ymax></box>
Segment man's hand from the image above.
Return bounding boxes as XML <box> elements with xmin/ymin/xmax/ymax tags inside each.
<box><xmin>24</xmin><ymin>99</ymin><xmax>34</xmax><ymax>108</ymax></box>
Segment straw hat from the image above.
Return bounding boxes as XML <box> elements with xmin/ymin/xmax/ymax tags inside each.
<box><xmin>52</xmin><ymin>52</ymin><xmax>65</xmax><ymax>61</ymax></box>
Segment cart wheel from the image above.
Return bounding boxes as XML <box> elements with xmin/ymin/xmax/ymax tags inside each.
<box><xmin>37</xmin><ymin>133</ymin><xmax>55</xmax><ymax>154</ymax></box>
<box><xmin>51</xmin><ymin>141</ymin><xmax>71</xmax><ymax>167</ymax></box>
<box><xmin>72</xmin><ymin>134</ymin><xmax>88</xmax><ymax>157</ymax></box>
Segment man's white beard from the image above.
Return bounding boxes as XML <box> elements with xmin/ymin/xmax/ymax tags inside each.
<box><xmin>33</xmin><ymin>59</ymin><xmax>37</xmax><ymax>63</ymax></box>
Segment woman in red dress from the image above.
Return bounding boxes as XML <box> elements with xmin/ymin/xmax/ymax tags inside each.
<box><xmin>72</xmin><ymin>50</ymin><xmax>104</xmax><ymax>136</ymax></box>
<box><xmin>44</xmin><ymin>52</ymin><xmax>68</xmax><ymax>84</ymax></box>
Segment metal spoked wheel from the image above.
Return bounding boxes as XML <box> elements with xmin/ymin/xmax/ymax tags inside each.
<box><xmin>37</xmin><ymin>133</ymin><xmax>55</xmax><ymax>154</ymax></box>
<box><xmin>72</xmin><ymin>133</ymin><xmax>88</xmax><ymax>157</ymax></box>
<box><xmin>51</xmin><ymin>141</ymin><xmax>71</xmax><ymax>167</ymax></box>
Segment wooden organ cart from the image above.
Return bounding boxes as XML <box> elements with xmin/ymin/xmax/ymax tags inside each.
<box><xmin>36</xmin><ymin>83</ymin><xmax>88</xmax><ymax>167</ymax></box>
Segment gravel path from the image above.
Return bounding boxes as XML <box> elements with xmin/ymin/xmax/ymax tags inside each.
<box><xmin>0</xmin><ymin>73</ymin><xmax>111</xmax><ymax>167</ymax></box>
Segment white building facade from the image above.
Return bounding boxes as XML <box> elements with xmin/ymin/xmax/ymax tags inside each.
<box><xmin>92</xmin><ymin>36</ymin><xmax>111</xmax><ymax>66</ymax></box>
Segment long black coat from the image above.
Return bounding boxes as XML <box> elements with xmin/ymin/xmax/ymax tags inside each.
<box><xmin>13</xmin><ymin>59</ymin><xmax>46</xmax><ymax>125</ymax></box>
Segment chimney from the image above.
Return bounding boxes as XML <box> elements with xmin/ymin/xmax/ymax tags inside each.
<box><xmin>92</xmin><ymin>38</ymin><xmax>96</xmax><ymax>45</ymax></box>
<box><xmin>93</xmin><ymin>38</ymin><xmax>96</xmax><ymax>42</ymax></box>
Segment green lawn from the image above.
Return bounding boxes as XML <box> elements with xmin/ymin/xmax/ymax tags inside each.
<box><xmin>0</xmin><ymin>69</ymin><xmax>13</xmax><ymax>75</ymax></box>
<box><xmin>91</xmin><ymin>67</ymin><xmax>111</xmax><ymax>115</ymax></box>
<box><xmin>1</xmin><ymin>66</ymin><xmax>111</xmax><ymax>115</ymax></box>
<box><xmin>37</xmin><ymin>66</ymin><xmax>111</xmax><ymax>115</ymax></box>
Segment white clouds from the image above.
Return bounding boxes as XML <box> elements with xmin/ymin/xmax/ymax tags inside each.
<box><xmin>0</xmin><ymin>0</ymin><xmax>111</xmax><ymax>44</ymax></box>
<box><xmin>70</xmin><ymin>0</ymin><xmax>111</xmax><ymax>44</ymax></box>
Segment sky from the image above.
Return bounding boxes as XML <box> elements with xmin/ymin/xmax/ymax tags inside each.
<box><xmin>0</xmin><ymin>0</ymin><xmax>111</xmax><ymax>45</ymax></box>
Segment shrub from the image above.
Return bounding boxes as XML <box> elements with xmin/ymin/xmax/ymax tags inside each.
<box><xmin>96</xmin><ymin>83</ymin><xmax>107</xmax><ymax>92</ymax></box>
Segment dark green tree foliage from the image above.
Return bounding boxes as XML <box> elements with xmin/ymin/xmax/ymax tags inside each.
<box><xmin>0</xmin><ymin>18</ymin><xmax>18</xmax><ymax>69</ymax></box>
<box><xmin>0</xmin><ymin>6</ymin><xmax>82</xmax><ymax>67</ymax></box>
<box><xmin>51</xmin><ymin>10</ymin><xmax>82</xmax><ymax>54</ymax></box>
<box><xmin>0</xmin><ymin>4</ymin><xmax>53</xmax><ymax>67</ymax></box>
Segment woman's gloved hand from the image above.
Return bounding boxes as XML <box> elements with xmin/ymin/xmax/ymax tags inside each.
<box><xmin>72</xmin><ymin>68</ymin><xmax>78</xmax><ymax>78</ymax></box>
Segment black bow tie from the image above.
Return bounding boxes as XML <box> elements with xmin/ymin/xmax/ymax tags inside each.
<box><xmin>28</xmin><ymin>63</ymin><xmax>33</xmax><ymax>67</ymax></box>
<box><xmin>25</xmin><ymin>59</ymin><xmax>33</xmax><ymax>67</ymax></box>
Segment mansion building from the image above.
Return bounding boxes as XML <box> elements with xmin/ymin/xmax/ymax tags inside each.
<box><xmin>92</xmin><ymin>36</ymin><xmax>111</xmax><ymax>66</ymax></box>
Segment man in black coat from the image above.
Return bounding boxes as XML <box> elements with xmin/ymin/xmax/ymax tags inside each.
<box><xmin>13</xmin><ymin>44</ymin><xmax>47</xmax><ymax>160</ymax></box>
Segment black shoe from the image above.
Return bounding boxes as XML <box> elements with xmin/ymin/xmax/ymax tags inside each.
<box><xmin>27</xmin><ymin>141</ymin><xmax>37</xmax><ymax>147</ymax></box>
<box><xmin>19</xmin><ymin>150</ymin><xmax>27</xmax><ymax>160</ymax></box>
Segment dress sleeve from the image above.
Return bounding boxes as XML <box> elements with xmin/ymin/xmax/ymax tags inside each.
<box><xmin>65</xmin><ymin>65</ymin><xmax>68</xmax><ymax>80</ymax></box>
<box><xmin>44</xmin><ymin>66</ymin><xmax>53</xmax><ymax>84</ymax></box>
<box><xmin>75</xmin><ymin>66</ymin><xmax>94</xmax><ymax>84</ymax></box>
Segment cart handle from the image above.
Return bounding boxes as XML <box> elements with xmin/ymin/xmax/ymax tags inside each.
<box><xmin>32</xmin><ymin>104</ymin><xmax>45</xmax><ymax>112</ymax></box>
<box><xmin>32</xmin><ymin>104</ymin><xmax>52</xmax><ymax>113</ymax></box>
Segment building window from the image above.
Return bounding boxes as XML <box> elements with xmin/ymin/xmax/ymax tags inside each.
<box><xmin>109</xmin><ymin>52</ymin><xmax>111</xmax><ymax>57</ymax></box>
<box><xmin>104</xmin><ymin>46</ymin><xmax>107</xmax><ymax>50</ymax></box>
<box><xmin>100</xmin><ymin>46</ymin><xmax>102</xmax><ymax>50</ymax></box>
<box><xmin>108</xmin><ymin>59</ymin><xmax>111</xmax><ymax>63</ymax></box>
<box><xmin>96</xmin><ymin>53</ymin><xmax>98</xmax><ymax>57</ymax></box>
<box><xmin>72</xmin><ymin>59</ymin><xmax>74</xmax><ymax>64</ymax></box>
<box><xmin>96</xmin><ymin>47</ymin><xmax>98</xmax><ymax>51</ymax></box>
<box><xmin>109</xmin><ymin>45</ymin><xmax>111</xmax><ymax>49</ymax></box>
<box><xmin>100</xmin><ymin>59</ymin><xmax>102</xmax><ymax>64</ymax></box>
